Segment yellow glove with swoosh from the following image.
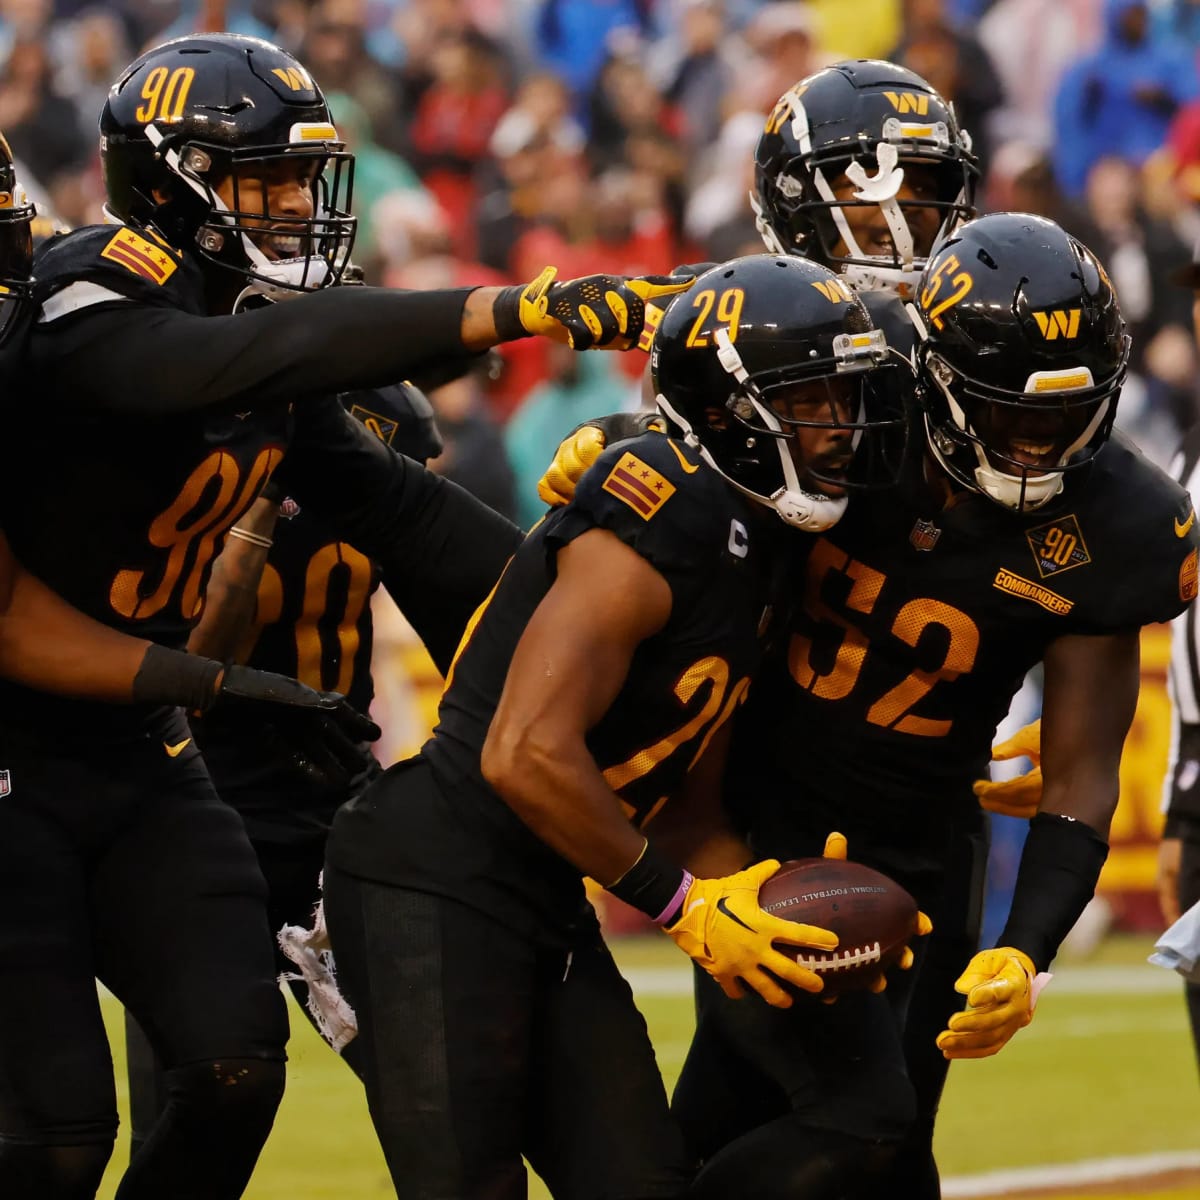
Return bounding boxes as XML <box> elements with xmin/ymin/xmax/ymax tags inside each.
<box><xmin>664</xmin><ymin>859</ymin><xmax>839</xmax><ymax>1008</ymax></box>
<box><xmin>936</xmin><ymin>947</ymin><xmax>1038</xmax><ymax>1059</ymax></box>
<box><xmin>973</xmin><ymin>719</ymin><xmax>1042</xmax><ymax>819</ymax></box>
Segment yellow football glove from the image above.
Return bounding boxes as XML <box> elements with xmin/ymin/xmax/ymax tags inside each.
<box><xmin>819</xmin><ymin>831</ymin><xmax>932</xmax><ymax>999</ymax></box>
<box><xmin>936</xmin><ymin>947</ymin><xmax>1037</xmax><ymax>1059</ymax></box>
<box><xmin>973</xmin><ymin>719</ymin><xmax>1042</xmax><ymax>819</ymax></box>
<box><xmin>536</xmin><ymin>412</ymin><xmax>667</xmax><ymax>507</ymax></box>
<box><xmin>516</xmin><ymin>266</ymin><xmax>695</xmax><ymax>351</ymax></box>
<box><xmin>665</xmin><ymin>859</ymin><xmax>838</xmax><ymax>1008</ymax></box>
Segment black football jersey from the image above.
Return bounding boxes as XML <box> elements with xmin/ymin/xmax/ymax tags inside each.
<box><xmin>735</xmin><ymin>431</ymin><xmax>1200</xmax><ymax>864</ymax></box>
<box><xmin>191</xmin><ymin>385</ymin><xmax>441</xmax><ymax>835</ymax></box>
<box><xmin>0</xmin><ymin>226</ymin><xmax>292</xmax><ymax>735</ymax></box>
<box><xmin>331</xmin><ymin>433</ymin><xmax>784</xmax><ymax>938</ymax></box>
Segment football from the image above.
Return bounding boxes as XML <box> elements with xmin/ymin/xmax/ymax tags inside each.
<box><xmin>759</xmin><ymin>857</ymin><xmax>920</xmax><ymax>995</ymax></box>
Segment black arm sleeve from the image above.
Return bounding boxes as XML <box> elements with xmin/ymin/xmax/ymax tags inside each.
<box><xmin>276</xmin><ymin>395</ymin><xmax>523</xmax><ymax>673</ymax></box>
<box><xmin>32</xmin><ymin>285</ymin><xmax>476</xmax><ymax>416</ymax></box>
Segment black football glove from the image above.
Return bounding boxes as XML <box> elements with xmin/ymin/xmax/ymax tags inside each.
<box><xmin>207</xmin><ymin>665</ymin><xmax>382</xmax><ymax>793</ymax></box>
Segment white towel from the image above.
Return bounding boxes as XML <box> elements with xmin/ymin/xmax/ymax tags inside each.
<box><xmin>1148</xmin><ymin>897</ymin><xmax>1200</xmax><ymax>983</ymax></box>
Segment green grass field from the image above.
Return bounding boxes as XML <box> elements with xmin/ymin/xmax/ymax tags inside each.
<box><xmin>95</xmin><ymin>934</ymin><xmax>1199</xmax><ymax>1199</ymax></box>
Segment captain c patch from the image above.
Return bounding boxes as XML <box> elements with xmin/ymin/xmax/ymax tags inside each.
<box><xmin>602</xmin><ymin>453</ymin><xmax>676</xmax><ymax>520</ymax></box>
<box><xmin>1025</xmin><ymin>514</ymin><xmax>1090</xmax><ymax>578</ymax></box>
<box><xmin>100</xmin><ymin>228</ymin><xmax>179</xmax><ymax>285</ymax></box>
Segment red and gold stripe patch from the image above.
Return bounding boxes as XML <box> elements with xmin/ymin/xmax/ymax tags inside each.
<box><xmin>100</xmin><ymin>229</ymin><xmax>179</xmax><ymax>286</ymax></box>
<box><xmin>602</xmin><ymin>453</ymin><xmax>676</xmax><ymax>520</ymax></box>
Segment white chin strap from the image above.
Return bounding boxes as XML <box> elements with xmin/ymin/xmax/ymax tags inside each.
<box><xmin>657</xmin><ymin>330</ymin><xmax>849</xmax><ymax>533</ymax></box>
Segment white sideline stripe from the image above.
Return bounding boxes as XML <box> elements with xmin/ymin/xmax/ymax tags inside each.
<box><xmin>940</xmin><ymin>1150</ymin><xmax>1200</xmax><ymax>1197</ymax></box>
<box><xmin>620</xmin><ymin>963</ymin><xmax>1183</xmax><ymax>997</ymax></box>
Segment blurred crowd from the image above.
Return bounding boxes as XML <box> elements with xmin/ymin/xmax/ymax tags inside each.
<box><xmin>14</xmin><ymin>0</ymin><xmax>1200</xmax><ymax>514</ymax></box>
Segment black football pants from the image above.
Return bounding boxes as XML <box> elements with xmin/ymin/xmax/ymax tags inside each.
<box><xmin>322</xmin><ymin>863</ymin><xmax>694</xmax><ymax>1200</ymax></box>
<box><xmin>0</xmin><ymin>712</ymin><xmax>288</xmax><ymax>1200</ymax></box>
<box><xmin>126</xmin><ymin>827</ymin><xmax>367</xmax><ymax>1151</ymax></box>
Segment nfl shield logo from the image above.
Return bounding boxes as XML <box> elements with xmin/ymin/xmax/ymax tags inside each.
<box><xmin>910</xmin><ymin>519</ymin><xmax>941</xmax><ymax>552</ymax></box>
<box><xmin>0</xmin><ymin>769</ymin><xmax>11</xmax><ymax>797</ymax></box>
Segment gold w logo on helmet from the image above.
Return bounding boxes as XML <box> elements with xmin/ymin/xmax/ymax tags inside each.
<box><xmin>272</xmin><ymin>66</ymin><xmax>313</xmax><ymax>92</ymax></box>
<box><xmin>1031</xmin><ymin>309</ymin><xmax>1082</xmax><ymax>340</ymax></box>
<box><xmin>884</xmin><ymin>91</ymin><xmax>929</xmax><ymax>115</ymax></box>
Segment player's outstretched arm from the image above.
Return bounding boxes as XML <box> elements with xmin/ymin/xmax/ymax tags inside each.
<box><xmin>939</xmin><ymin>631</ymin><xmax>1136</xmax><ymax>1060</ymax></box>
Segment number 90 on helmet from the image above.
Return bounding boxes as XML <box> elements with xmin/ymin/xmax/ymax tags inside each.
<box><xmin>915</xmin><ymin>213</ymin><xmax>1130</xmax><ymax>514</ymax></box>
<box><xmin>651</xmin><ymin>255</ymin><xmax>912</xmax><ymax>532</ymax></box>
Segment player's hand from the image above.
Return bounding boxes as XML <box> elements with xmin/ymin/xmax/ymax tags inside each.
<box><xmin>1158</xmin><ymin>836</ymin><xmax>1183</xmax><ymax>926</ymax></box>
<box><xmin>537</xmin><ymin>412</ymin><xmax>667</xmax><ymax>507</ymax></box>
<box><xmin>517</xmin><ymin>266</ymin><xmax>695</xmax><ymax>351</ymax></box>
<box><xmin>936</xmin><ymin>947</ymin><xmax>1037</xmax><ymax>1059</ymax></box>
<box><xmin>664</xmin><ymin>859</ymin><xmax>839</xmax><ymax>1008</ymax></box>
<box><xmin>209</xmin><ymin>665</ymin><xmax>382</xmax><ymax>792</ymax></box>
<box><xmin>821</xmin><ymin>831</ymin><xmax>931</xmax><ymax>992</ymax></box>
<box><xmin>973</xmin><ymin>719</ymin><xmax>1042</xmax><ymax>819</ymax></box>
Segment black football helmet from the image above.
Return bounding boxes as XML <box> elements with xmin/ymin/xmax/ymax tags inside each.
<box><xmin>651</xmin><ymin>255</ymin><xmax>911</xmax><ymax>531</ymax></box>
<box><xmin>0</xmin><ymin>132</ymin><xmax>35</xmax><ymax>346</ymax></box>
<box><xmin>100</xmin><ymin>34</ymin><xmax>355</xmax><ymax>299</ymax></box>
<box><xmin>753</xmin><ymin>60</ymin><xmax>978</xmax><ymax>297</ymax></box>
<box><xmin>915</xmin><ymin>213</ymin><xmax>1129</xmax><ymax>513</ymax></box>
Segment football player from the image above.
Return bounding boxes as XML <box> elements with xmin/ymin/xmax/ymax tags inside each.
<box><xmin>1158</xmin><ymin>244</ymin><xmax>1200</xmax><ymax>1079</ymax></box>
<box><xmin>122</xmin><ymin>380</ymin><xmax>443</xmax><ymax>1146</ymax></box>
<box><xmin>0</xmin><ymin>134</ymin><xmax>375</xmax><ymax>745</ymax></box>
<box><xmin>0</xmin><ymin>32</ymin><xmax>687</xmax><ymax>1200</ymax></box>
<box><xmin>320</xmin><ymin>254</ymin><xmax>913</xmax><ymax>1200</ymax></box>
<box><xmin>547</xmin><ymin>58</ymin><xmax>986</xmax><ymax>1193</ymax></box>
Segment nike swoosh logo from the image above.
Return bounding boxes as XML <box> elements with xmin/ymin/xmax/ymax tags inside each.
<box><xmin>164</xmin><ymin>738</ymin><xmax>192</xmax><ymax>758</ymax></box>
<box><xmin>1176</xmin><ymin>510</ymin><xmax>1195</xmax><ymax>538</ymax></box>
<box><xmin>666</xmin><ymin>439</ymin><xmax>699</xmax><ymax>474</ymax></box>
<box><xmin>715</xmin><ymin>896</ymin><xmax>757</xmax><ymax>932</ymax></box>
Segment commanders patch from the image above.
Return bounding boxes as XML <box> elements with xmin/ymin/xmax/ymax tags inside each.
<box><xmin>350</xmin><ymin>404</ymin><xmax>397</xmax><ymax>446</ymax></box>
<box><xmin>602</xmin><ymin>452</ymin><xmax>676</xmax><ymax>520</ymax></box>
<box><xmin>1025</xmin><ymin>514</ymin><xmax>1090</xmax><ymax>578</ymax></box>
<box><xmin>100</xmin><ymin>228</ymin><xmax>178</xmax><ymax>286</ymax></box>
<box><xmin>1182</xmin><ymin>548</ymin><xmax>1198</xmax><ymax>604</ymax></box>
<box><xmin>993</xmin><ymin>568</ymin><xmax>1073</xmax><ymax>615</ymax></box>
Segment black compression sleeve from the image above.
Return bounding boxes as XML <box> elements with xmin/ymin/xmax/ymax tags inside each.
<box><xmin>131</xmin><ymin>644</ymin><xmax>222</xmax><ymax>710</ymax></box>
<box><xmin>34</xmin><ymin>286</ymin><xmax>475</xmax><ymax>416</ymax></box>
<box><xmin>998</xmin><ymin>812</ymin><xmax>1109</xmax><ymax>972</ymax></box>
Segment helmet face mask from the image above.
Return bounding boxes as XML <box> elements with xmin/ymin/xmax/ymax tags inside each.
<box><xmin>753</xmin><ymin>61</ymin><xmax>979</xmax><ymax>297</ymax></box>
<box><xmin>101</xmin><ymin>35</ymin><xmax>357</xmax><ymax>300</ymax></box>
<box><xmin>916</xmin><ymin>213</ymin><xmax>1129</xmax><ymax>513</ymax></box>
<box><xmin>650</xmin><ymin>255</ymin><xmax>912</xmax><ymax>532</ymax></box>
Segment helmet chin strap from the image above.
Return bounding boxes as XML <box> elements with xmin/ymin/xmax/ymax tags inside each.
<box><xmin>657</xmin><ymin>330</ymin><xmax>851</xmax><ymax>532</ymax></box>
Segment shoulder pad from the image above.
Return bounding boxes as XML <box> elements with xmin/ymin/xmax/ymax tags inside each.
<box><xmin>33</xmin><ymin>225</ymin><xmax>204</xmax><ymax>315</ymax></box>
<box><xmin>567</xmin><ymin>432</ymin><xmax>744</xmax><ymax>570</ymax></box>
<box><xmin>341</xmin><ymin>382</ymin><xmax>443</xmax><ymax>464</ymax></box>
<box><xmin>1071</xmin><ymin>434</ymin><xmax>1200</xmax><ymax>627</ymax></box>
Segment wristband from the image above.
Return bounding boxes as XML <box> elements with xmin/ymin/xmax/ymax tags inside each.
<box><xmin>131</xmin><ymin>644</ymin><xmax>223</xmax><ymax>712</ymax></box>
<box><xmin>492</xmin><ymin>285</ymin><xmax>532</xmax><ymax>342</ymax></box>
<box><xmin>998</xmin><ymin>812</ymin><xmax>1109</xmax><ymax>972</ymax></box>
<box><xmin>607</xmin><ymin>840</ymin><xmax>691</xmax><ymax>926</ymax></box>
<box><xmin>228</xmin><ymin>525</ymin><xmax>274</xmax><ymax>549</ymax></box>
